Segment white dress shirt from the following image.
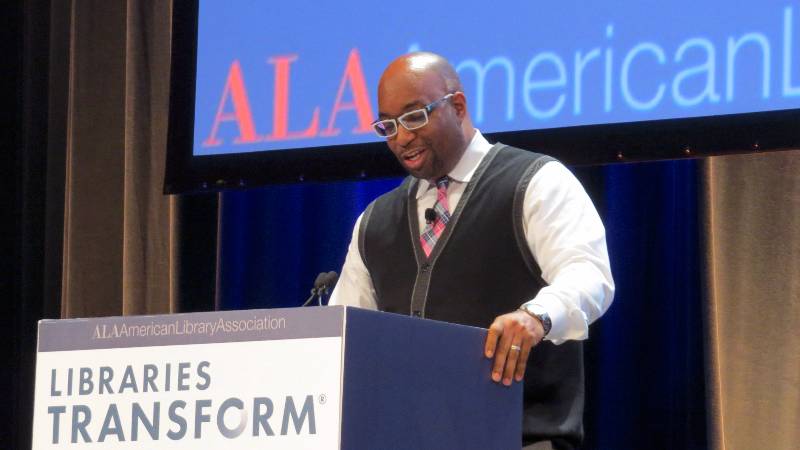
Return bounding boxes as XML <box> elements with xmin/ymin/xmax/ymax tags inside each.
<box><xmin>330</xmin><ymin>130</ymin><xmax>615</xmax><ymax>344</ymax></box>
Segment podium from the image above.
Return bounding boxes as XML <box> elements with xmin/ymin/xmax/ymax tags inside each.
<box><xmin>33</xmin><ymin>306</ymin><xmax>522</xmax><ymax>449</ymax></box>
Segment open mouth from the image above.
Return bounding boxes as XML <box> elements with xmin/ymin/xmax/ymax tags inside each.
<box><xmin>403</xmin><ymin>148</ymin><xmax>426</xmax><ymax>162</ymax></box>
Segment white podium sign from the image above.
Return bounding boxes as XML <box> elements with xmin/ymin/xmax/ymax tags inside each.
<box><xmin>33</xmin><ymin>308</ymin><xmax>344</xmax><ymax>450</ymax></box>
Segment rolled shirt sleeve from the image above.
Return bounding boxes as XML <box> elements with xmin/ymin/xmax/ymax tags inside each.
<box><xmin>521</xmin><ymin>161</ymin><xmax>615</xmax><ymax>344</ymax></box>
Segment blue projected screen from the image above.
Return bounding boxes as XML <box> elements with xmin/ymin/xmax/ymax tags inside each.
<box><xmin>194</xmin><ymin>0</ymin><xmax>800</xmax><ymax>156</ymax></box>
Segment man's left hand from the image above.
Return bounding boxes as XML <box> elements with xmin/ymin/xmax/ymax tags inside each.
<box><xmin>484</xmin><ymin>310</ymin><xmax>545</xmax><ymax>386</ymax></box>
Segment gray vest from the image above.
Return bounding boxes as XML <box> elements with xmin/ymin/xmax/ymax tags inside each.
<box><xmin>359</xmin><ymin>144</ymin><xmax>584</xmax><ymax>449</ymax></box>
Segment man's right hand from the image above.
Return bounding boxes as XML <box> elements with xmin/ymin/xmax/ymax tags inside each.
<box><xmin>484</xmin><ymin>310</ymin><xmax>545</xmax><ymax>386</ymax></box>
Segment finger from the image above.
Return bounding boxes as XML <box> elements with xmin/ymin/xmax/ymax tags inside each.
<box><xmin>503</xmin><ymin>335</ymin><xmax>524</xmax><ymax>386</ymax></box>
<box><xmin>491</xmin><ymin>323</ymin><xmax>514</xmax><ymax>383</ymax></box>
<box><xmin>514</xmin><ymin>334</ymin><xmax>535</xmax><ymax>382</ymax></box>
<box><xmin>485</xmin><ymin>322</ymin><xmax>502</xmax><ymax>358</ymax></box>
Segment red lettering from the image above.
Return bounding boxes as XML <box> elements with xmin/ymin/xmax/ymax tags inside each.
<box><xmin>321</xmin><ymin>48</ymin><xmax>375</xmax><ymax>136</ymax></box>
<box><xmin>265</xmin><ymin>55</ymin><xmax>320</xmax><ymax>140</ymax></box>
<box><xmin>202</xmin><ymin>60</ymin><xmax>259</xmax><ymax>147</ymax></box>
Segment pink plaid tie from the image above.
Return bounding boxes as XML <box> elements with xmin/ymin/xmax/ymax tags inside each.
<box><xmin>420</xmin><ymin>177</ymin><xmax>451</xmax><ymax>257</ymax></box>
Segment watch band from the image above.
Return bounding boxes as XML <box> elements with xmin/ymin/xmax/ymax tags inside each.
<box><xmin>519</xmin><ymin>304</ymin><xmax>552</xmax><ymax>337</ymax></box>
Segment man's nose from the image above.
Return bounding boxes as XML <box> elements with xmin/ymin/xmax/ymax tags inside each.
<box><xmin>395</xmin><ymin>125</ymin><xmax>415</xmax><ymax>146</ymax></box>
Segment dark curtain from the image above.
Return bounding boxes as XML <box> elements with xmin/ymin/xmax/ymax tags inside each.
<box><xmin>216</xmin><ymin>159</ymin><xmax>709</xmax><ymax>449</ymax></box>
<box><xmin>5</xmin><ymin>1</ymin><xmax>70</xmax><ymax>448</ymax></box>
<box><xmin>580</xmin><ymin>161</ymin><xmax>707</xmax><ymax>450</ymax></box>
<box><xmin>218</xmin><ymin>177</ymin><xmax>402</xmax><ymax>309</ymax></box>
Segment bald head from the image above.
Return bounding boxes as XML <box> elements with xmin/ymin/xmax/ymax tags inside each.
<box><xmin>376</xmin><ymin>52</ymin><xmax>474</xmax><ymax>181</ymax></box>
<box><xmin>379</xmin><ymin>52</ymin><xmax>463</xmax><ymax>94</ymax></box>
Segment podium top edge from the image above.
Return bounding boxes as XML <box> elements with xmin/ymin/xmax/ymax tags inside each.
<box><xmin>37</xmin><ymin>306</ymin><xmax>347</xmax><ymax>353</ymax></box>
<box><xmin>37</xmin><ymin>305</ymin><xmax>348</xmax><ymax>325</ymax></box>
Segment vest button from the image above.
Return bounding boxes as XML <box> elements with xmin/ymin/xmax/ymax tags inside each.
<box><xmin>421</xmin><ymin>264</ymin><xmax>430</xmax><ymax>273</ymax></box>
<box><xmin>412</xmin><ymin>310</ymin><xmax>422</xmax><ymax>317</ymax></box>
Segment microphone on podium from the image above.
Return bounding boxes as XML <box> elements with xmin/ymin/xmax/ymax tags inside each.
<box><xmin>302</xmin><ymin>271</ymin><xmax>339</xmax><ymax>306</ymax></box>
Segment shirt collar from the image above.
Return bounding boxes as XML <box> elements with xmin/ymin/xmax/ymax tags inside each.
<box><xmin>416</xmin><ymin>129</ymin><xmax>493</xmax><ymax>199</ymax></box>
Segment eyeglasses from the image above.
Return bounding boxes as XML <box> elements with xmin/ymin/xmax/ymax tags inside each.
<box><xmin>371</xmin><ymin>93</ymin><xmax>455</xmax><ymax>138</ymax></box>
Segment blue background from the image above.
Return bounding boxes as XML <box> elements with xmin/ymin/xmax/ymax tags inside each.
<box><xmin>195</xmin><ymin>0</ymin><xmax>800</xmax><ymax>155</ymax></box>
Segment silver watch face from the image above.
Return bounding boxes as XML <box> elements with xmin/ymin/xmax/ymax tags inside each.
<box><xmin>523</xmin><ymin>304</ymin><xmax>551</xmax><ymax>335</ymax></box>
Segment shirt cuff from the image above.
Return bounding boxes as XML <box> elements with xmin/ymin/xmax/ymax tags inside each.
<box><xmin>523</xmin><ymin>293</ymin><xmax>588</xmax><ymax>344</ymax></box>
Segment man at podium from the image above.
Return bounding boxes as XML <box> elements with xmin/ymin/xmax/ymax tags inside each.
<box><xmin>330</xmin><ymin>52</ymin><xmax>614</xmax><ymax>450</ymax></box>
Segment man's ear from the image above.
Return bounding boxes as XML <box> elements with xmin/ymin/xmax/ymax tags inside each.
<box><xmin>451</xmin><ymin>91</ymin><xmax>468</xmax><ymax>121</ymax></box>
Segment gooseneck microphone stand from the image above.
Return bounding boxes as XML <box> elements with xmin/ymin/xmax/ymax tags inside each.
<box><xmin>301</xmin><ymin>271</ymin><xmax>339</xmax><ymax>306</ymax></box>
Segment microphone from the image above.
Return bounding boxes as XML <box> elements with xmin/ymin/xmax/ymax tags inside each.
<box><xmin>316</xmin><ymin>271</ymin><xmax>338</xmax><ymax>293</ymax></box>
<box><xmin>302</xmin><ymin>271</ymin><xmax>339</xmax><ymax>306</ymax></box>
<box><xmin>313</xmin><ymin>272</ymin><xmax>330</xmax><ymax>291</ymax></box>
<box><xmin>425</xmin><ymin>208</ymin><xmax>437</xmax><ymax>224</ymax></box>
<box><xmin>325</xmin><ymin>271</ymin><xmax>339</xmax><ymax>289</ymax></box>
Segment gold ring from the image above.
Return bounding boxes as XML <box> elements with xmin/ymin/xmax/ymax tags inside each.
<box><xmin>510</xmin><ymin>345</ymin><xmax>521</xmax><ymax>352</ymax></box>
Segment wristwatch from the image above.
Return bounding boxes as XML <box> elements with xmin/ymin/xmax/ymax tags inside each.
<box><xmin>519</xmin><ymin>303</ymin><xmax>552</xmax><ymax>337</ymax></box>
